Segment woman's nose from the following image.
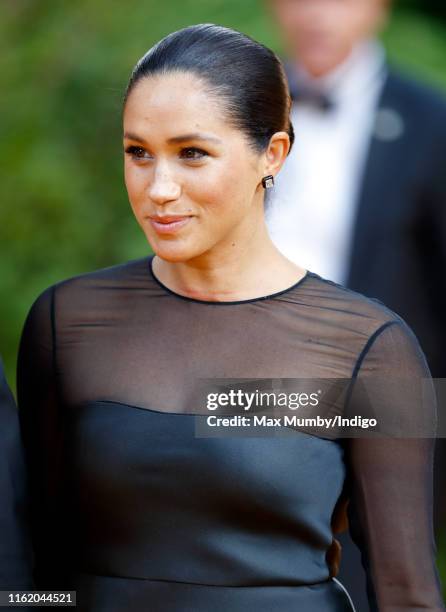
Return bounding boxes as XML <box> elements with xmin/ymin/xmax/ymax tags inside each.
<box><xmin>147</xmin><ymin>164</ymin><xmax>181</xmax><ymax>204</ymax></box>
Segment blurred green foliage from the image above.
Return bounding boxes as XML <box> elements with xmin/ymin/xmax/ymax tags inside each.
<box><xmin>400</xmin><ymin>0</ymin><xmax>446</xmax><ymax>22</ymax></box>
<box><xmin>1</xmin><ymin>0</ymin><xmax>446</xmax><ymax>595</ymax></box>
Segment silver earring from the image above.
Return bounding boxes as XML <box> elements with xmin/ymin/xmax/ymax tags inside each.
<box><xmin>262</xmin><ymin>175</ymin><xmax>274</xmax><ymax>189</ymax></box>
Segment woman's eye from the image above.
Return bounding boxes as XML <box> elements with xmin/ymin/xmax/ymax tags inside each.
<box><xmin>125</xmin><ymin>146</ymin><xmax>150</xmax><ymax>159</ymax></box>
<box><xmin>180</xmin><ymin>147</ymin><xmax>208</xmax><ymax>160</ymax></box>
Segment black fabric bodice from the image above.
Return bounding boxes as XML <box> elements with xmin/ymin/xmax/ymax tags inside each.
<box><xmin>16</xmin><ymin>255</ymin><xmax>444</xmax><ymax>611</ymax></box>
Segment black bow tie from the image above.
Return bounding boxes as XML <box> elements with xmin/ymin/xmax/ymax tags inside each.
<box><xmin>289</xmin><ymin>86</ymin><xmax>335</xmax><ymax>112</ymax></box>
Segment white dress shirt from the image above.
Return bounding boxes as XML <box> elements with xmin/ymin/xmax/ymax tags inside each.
<box><xmin>265</xmin><ymin>40</ymin><xmax>387</xmax><ymax>284</ymax></box>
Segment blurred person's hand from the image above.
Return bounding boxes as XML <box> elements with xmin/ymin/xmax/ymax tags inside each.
<box><xmin>327</xmin><ymin>495</ymin><xmax>349</xmax><ymax>578</ymax></box>
<box><xmin>327</xmin><ymin>538</ymin><xmax>342</xmax><ymax>578</ymax></box>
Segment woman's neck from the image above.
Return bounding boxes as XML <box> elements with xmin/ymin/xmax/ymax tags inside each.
<box><xmin>152</xmin><ymin>222</ymin><xmax>307</xmax><ymax>302</ymax></box>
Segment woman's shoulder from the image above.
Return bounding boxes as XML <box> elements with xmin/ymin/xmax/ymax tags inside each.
<box><xmin>297</xmin><ymin>270</ymin><xmax>412</xmax><ymax>334</ymax></box>
<box><xmin>57</xmin><ymin>256</ymin><xmax>150</xmax><ymax>289</ymax></box>
<box><xmin>26</xmin><ymin>256</ymin><xmax>151</xmax><ymax>313</ymax></box>
<box><xmin>297</xmin><ymin>271</ymin><xmax>430</xmax><ymax>372</ymax></box>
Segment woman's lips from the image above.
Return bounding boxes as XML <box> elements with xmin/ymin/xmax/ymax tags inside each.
<box><xmin>148</xmin><ymin>215</ymin><xmax>193</xmax><ymax>235</ymax></box>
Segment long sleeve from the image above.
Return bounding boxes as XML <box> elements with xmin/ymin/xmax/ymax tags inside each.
<box><xmin>16</xmin><ymin>285</ymin><xmax>73</xmax><ymax>589</ymax></box>
<box><xmin>344</xmin><ymin>320</ymin><xmax>445</xmax><ymax>610</ymax></box>
<box><xmin>0</xmin><ymin>357</ymin><xmax>33</xmax><ymax>589</ymax></box>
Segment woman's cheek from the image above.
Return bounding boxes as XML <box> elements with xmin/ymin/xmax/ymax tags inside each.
<box><xmin>185</xmin><ymin>174</ymin><xmax>221</xmax><ymax>214</ymax></box>
<box><xmin>188</xmin><ymin>162</ymin><xmax>239</xmax><ymax>211</ymax></box>
<box><xmin>125</xmin><ymin>170</ymin><xmax>148</xmax><ymax>215</ymax></box>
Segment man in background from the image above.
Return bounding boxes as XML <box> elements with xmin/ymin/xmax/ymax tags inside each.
<box><xmin>266</xmin><ymin>0</ymin><xmax>446</xmax><ymax>609</ymax></box>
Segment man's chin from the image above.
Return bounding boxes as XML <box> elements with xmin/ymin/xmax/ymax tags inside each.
<box><xmin>297</xmin><ymin>46</ymin><xmax>352</xmax><ymax>78</ymax></box>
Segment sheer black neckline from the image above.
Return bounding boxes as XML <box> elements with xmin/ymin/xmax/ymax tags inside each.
<box><xmin>147</xmin><ymin>255</ymin><xmax>312</xmax><ymax>305</ymax></box>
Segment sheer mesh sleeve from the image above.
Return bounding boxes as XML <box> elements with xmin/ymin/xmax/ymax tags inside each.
<box><xmin>344</xmin><ymin>320</ymin><xmax>445</xmax><ymax>610</ymax></box>
<box><xmin>16</xmin><ymin>286</ymin><xmax>73</xmax><ymax>589</ymax></box>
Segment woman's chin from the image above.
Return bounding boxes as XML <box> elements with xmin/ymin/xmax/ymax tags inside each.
<box><xmin>148</xmin><ymin>239</ymin><xmax>204</xmax><ymax>263</ymax></box>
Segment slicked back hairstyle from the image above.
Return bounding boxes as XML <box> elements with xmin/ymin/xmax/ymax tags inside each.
<box><xmin>123</xmin><ymin>23</ymin><xmax>295</xmax><ymax>155</ymax></box>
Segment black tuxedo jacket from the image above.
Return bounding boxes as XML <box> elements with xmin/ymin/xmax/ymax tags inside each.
<box><xmin>285</xmin><ymin>65</ymin><xmax>446</xmax><ymax>610</ymax></box>
<box><xmin>346</xmin><ymin>68</ymin><xmax>446</xmax><ymax>380</ymax></box>
<box><xmin>342</xmin><ymin>69</ymin><xmax>446</xmax><ymax>610</ymax></box>
<box><xmin>0</xmin><ymin>358</ymin><xmax>33</xmax><ymax>589</ymax></box>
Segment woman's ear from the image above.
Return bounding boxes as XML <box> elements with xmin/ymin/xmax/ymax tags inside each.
<box><xmin>263</xmin><ymin>131</ymin><xmax>291</xmax><ymax>179</ymax></box>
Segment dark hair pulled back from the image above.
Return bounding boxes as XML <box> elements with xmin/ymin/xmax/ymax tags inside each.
<box><xmin>123</xmin><ymin>23</ymin><xmax>295</xmax><ymax>155</ymax></box>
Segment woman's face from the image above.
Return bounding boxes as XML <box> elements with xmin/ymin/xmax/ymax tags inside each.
<box><xmin>123</xmin><ymin>72</ymin><xmax>270</xmax><ymax>263</ymax></box>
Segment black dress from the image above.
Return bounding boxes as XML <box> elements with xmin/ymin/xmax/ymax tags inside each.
<box><xmin>16</xmin><ymin>255</ymin><xmax>445</xmax><ymax>611</ymax></box>
<box><xmin>0</xmin><ymin>357</ymin><xmax>33</xmax><ymax>592</ymax></box>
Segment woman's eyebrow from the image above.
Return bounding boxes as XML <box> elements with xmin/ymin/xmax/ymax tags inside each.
<box><xmin>123</xmin><ymin>132</ymin><xmax>222</xmax><ymax>145</ymax></box>
<box><xmin>167</xmin><ymin>133</ymin><xmax>222</xmax><ymax>145</ymax></box>
<box><xmin>123</xmin><ymin>132</ymin><xmax>146</xmax><ymax>143</ymax></box>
